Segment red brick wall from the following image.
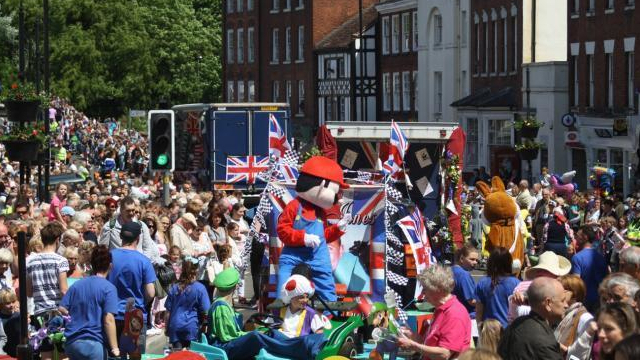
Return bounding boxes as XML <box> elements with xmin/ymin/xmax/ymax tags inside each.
<box><xmin>311</xmin><ymin>0</ymin><xmax>379</xmax><ymax>46</ymax></box>
<box><xmin>470</xmin><ymin>0</ymin><xmax>523</xmax><ymax>108</ymax></box>
<box><xmin>223</xmin><ymin>0</ymin><xmax>260</xmax><ymax>101</ymax></box>
<box><xmin>568</xmin><ymin>0</ymin><xmax>640</xmax><ymax>115</ymax></box>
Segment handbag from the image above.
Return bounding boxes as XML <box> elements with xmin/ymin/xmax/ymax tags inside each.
<box><xmin>205</xmin><ymin>260</ymin><xmax>224</xmax><ymax>284</ymax></box>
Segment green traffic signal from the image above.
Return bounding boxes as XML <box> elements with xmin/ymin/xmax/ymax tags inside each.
<box><xmin>156</xmin><ymin>154</ymin><xmax>168</xmax><ymax>166</ymax></box>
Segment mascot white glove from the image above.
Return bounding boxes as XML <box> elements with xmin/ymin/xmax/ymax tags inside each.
<box><xmin>304</xmin><ymin>234</ymin><xmax>321</xmax><ymax>248</ymax></box>
<box><xmin>337</xmin><ymin>214</ymin><xmax>352</xmax><ymax>231</ymax></box>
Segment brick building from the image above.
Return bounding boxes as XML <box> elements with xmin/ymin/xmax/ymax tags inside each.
<box><xmin>568</xmin><ymin>0</ymin><xmax>640</xmax><ymax>194</ymax></box>
<box><xmin>452</xmin><ymin>0</ymin><xmax>523</xmax><ymax>177</ymax></box>
<box><xmin>377</xmin><ymin>0</ymin><xmax>418</xmax><ymax>123</ymax></box>
<box><xmin>223</xmin><ymin>0</ymin><xmax>378</xmax><ymax>141</ymax></box>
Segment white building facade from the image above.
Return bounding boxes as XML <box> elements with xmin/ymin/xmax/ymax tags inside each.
<box><xmin>417</xmin><ymin>0</ymin><xmax>471</xmax><ymax>123</ymax></box>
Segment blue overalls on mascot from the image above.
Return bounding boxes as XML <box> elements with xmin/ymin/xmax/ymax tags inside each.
<box><xmin>276</xmin><ymin>156</ymin><xmax>351</xmax><ymax>302</ymax></box>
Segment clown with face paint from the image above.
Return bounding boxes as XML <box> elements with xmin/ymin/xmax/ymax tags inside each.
<box><xmin>276</xmin><ymin>156</ymin><xmax>352</xmax><ymax>302</ymax></box>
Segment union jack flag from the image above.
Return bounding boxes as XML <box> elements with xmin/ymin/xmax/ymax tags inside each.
<box><xmin>382</xmin><ymin>120</ymin><xmax>409</xmax><ymax>176</ymax></box>
<box><xmin>397</xmin><ymin>207</ymin><xmax>435</xmax><ymax>298</ymax></box>
<box><xmin>269</xmin><ymin>114</ymin><xmax>291</xmax><ymax>159</ymax></box>
<box><xmin>226</xmin><ymin>156</ymin><xmax>270</xmax><ymax>184</ymax></box>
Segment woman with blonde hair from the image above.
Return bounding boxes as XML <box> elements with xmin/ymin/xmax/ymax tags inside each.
<box><xmin>555</xmin><ymin>274</ymin><xmax>593</xmax><ymax>354</ymax></box>
<box><xmin>458</xmin><ymin>349</ymin><xmax>502</xmax><ymax>360</ymax></box>
<box><xmin>478</xmin><ymin>319</ymin><xmax>503</xmax><ymax>353</ymax></box>
<box><xmin>78</xmin><ymin>241</ymin><xmax>95</xmax><ymax>275</ymax></box>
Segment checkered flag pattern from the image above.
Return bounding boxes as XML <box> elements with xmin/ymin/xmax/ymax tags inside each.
<box><xmin>281</xmin><ymin>149</ymin><xmax>300</xmax><ymax>166</ymax></box>
<box><xmin>387</xmin><ymin>270</ymin><xmax>408</xmax><ymax>286</ymax></box>
<box><xmin>386</xmin><ymin>201</ymin><xmax>398</xmax><ymax>216</ymax></box>
<box><xmin>385</xmin><ymin>184</ymin><xmax>403</xmax><ymax>201</ymax></box>
<box><xmin>386</xmin><ymin>287</ymin><xmax>408</xmax><ymax>323</ymax></box>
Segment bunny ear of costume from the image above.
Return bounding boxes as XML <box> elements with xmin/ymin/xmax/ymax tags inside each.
<box><xmin>491</xmin><ymin>176</ymin><xmax>506</xmax><ymax>192</ymax></box>
<box><xmin>476</xmin><ymin>181</ymin><xmax>491</xmax><ymax>197</ymax></box>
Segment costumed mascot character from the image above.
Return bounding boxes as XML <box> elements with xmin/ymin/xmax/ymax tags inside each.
<box><xmin>549</xmin><ymin>170</ymin><xmax>578</xmax><ymax>197</ymax></box>
<box><xmin>367</xmin><ymin>302</ymin><xmax>400</xmax><ymax>360</ymax></box>
<box><xmin>276</xmin><ymin>156</ymin><xmax>351</xmax><ymax>302</ymax></box>
<box><xmin>476</xmin><ymin>177</ymin><xmax>525</xmax><ymax>270</ymax></box>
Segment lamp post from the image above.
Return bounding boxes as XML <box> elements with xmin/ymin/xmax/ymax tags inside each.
<box><xmin>43</xmin><ymin>0</ymin><xmax>51</xmax><ymax>203</ymax></box>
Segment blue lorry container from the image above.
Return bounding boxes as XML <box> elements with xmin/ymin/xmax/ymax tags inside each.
<box><xmin>172</xmin><ymin>103</ymin><xmax>291</xmax><ymax>191</ymax></box>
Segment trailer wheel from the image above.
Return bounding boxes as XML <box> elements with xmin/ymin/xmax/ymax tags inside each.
<box><xmin>338</xmin><ymin>341</ymin><xmax>358</xmax><ymax>358</ymax></box>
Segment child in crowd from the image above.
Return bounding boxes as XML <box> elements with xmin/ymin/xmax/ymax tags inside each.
<box><xmin>0</xmin><ymin>289</ymin><xmax>17</xmax><ymax>357</ymax></box>
<box><xmin>225</xmin><ymin>222</ymin><xmax>245</xmax><ymax>302</ymax></box>
<box><xmin>169</xmin><ymin>245</ymin><xmax>183</xmax><ymax>280</ymax></box>
<box><xmin>274</xmin><ymin>274</ymin><xmax>327</xmax><ymax>338</ymax></box>
<box><xmin>64</xmin><ymin>247</ymin><xmax>84</xmax><ymax>281</ymax></box>
<box><xmin>0</xmin><ymin>289</ymin><xmax>17</xmax><ymax>327</ymax></box>
<box><xmin>165</xmin><ymin>260</ymin><xmax>211</xmax><ymax>349</ymax></box>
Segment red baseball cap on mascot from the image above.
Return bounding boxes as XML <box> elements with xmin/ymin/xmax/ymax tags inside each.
<box><xmin>300</xmin><ymin>156</ymin><xmax>349</xmax><ymax>189</ymax></box>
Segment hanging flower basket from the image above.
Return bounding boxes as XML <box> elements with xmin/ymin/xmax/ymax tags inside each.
<box><xmin>519</xmin><ymin>125</ymin><xmax>540</xmax><ymax>139</ymax></box>
<box><xmin>2</xmin><ymin>140</ymin><xmax>40</xmax><ymax>162</ymax></box>
<box><xmin>4</xmin><ymin>100</ymin><xmax>41</xmax><ymax>123</ymax></box>
<box><xmin>517</xmin><ymin>148</ymin><xmax>539</xmax><ymax>161</ymax></box>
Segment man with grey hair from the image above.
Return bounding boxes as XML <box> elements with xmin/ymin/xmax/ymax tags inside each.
<box><xmin>516</xmin><ymin>180</ymin><xmax>533</xmax><ymax>211</ymax></box>
<box><xmin>498</xmin><ymin>278</ymin><xmax>566</xmax><ymax>360</ymax></box>
<box><xmin>605</xmin><ymin>272</ymin><xmax>640</xmax><ymax>306</ymax></box>
<box><xmin>620</xmin><ymin>246</ymin><xmax>640</xmax><ymax>281</ymax></box>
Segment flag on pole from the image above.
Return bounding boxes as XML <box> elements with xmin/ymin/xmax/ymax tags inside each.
<box><xmin>269</xmin><ymin>114</ymin><xmax>291</xmax><ymax>158</ymax></box>
<box><xmin>226</xmin><ymin>156</ymin><xmax>270</xmax><ymax>184</ymax></box>
<box><xmin>397</xmin><ymin>207</ymin><xmax>435</xmax><ymax>298</ymax></box>
<box><xmin>382</xmin><ymin>120</ymin><xmax>409</xmax><ymax>176</ymax></box>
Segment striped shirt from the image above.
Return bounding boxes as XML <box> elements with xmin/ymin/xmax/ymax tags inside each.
<box><xmin>26</xmin><ymin>252</ymin><xmax>69</xmax><ymax>315</ymax></box>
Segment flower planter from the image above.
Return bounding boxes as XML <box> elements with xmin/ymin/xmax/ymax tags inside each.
<box><xmin>2</xmin><ymin>140</ymin><xmax>40</xmax><ymax>162</ymax></box>
<box><xmin>519</xmin><ymin>125</ymin><xmax>540</xmax><ymax>139</ymax></box>
<box><xmin>517</xmin><ymin>148</ymin><xmax>539</xmax><ymax>161</ymax></box>
<box><xmin>3</xmin><ymin>100</ymin><xmax>40</xmax><ymax>123</ymax></box>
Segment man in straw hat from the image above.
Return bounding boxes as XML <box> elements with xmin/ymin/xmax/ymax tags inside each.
<box><xmin>207</xmin><ymin>269</ymin><xmax>326</xmax><ymax>360</ymax></box>
<box><xmin>507</xmin><ymin>251</ymin><xmax>571</xmax><ymax>323</ymax></box>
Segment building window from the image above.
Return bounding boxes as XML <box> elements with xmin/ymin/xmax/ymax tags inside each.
<box><xmin>402</xmin><ymin>72</ymin><xmax>411</xmax><ymax>111</ymax></box>
<box><xmin>248</xmin><ymin>0</ymin><xmax>254</xmax><ymax>11</ymax></box>
<box><xmin>493</xmin><ymin>19</ymin><xmax>498</xmax><ymax>73</ymax></box>
<box><xmin>227</xmin><ymin>29</ymin><xmax>234</xmax><ymax>64</ymax></box>
<box><xmin>248</xmin><ymin>80</ymin><xmax>255</xmax><ymax>102</ymax></box>
<box><xmin>284</xmin><ymin>0</ymin><xmax>291</xmax><ymax>11</ymax></box>
<box><xmin>248</xmin><ymin>27</ymin><xmax>255</xmax><ymax>63</ymax></box>
<box><xmin>227</xmin><ymin>0</ymin><xmax>234</xmax><ymax>13</ymax></box>
<box><xmin>572</xmin><ymin>0</ymin><xmax>579</xmax><ymax>14</ymax></box>
<box><xmin>393</xmin><ymin>72</ymin><xmax>401</xmax><ymax>111</ymax></box>
<box><xmin>588</xmin><ymin>55</ymin><xmax>594</xmax><ymax>107</ymax></box>
<box><xmin>511</xmin><ymin>15</ymin><xmax>517</xmax><ymax>72</ymax></box>
<box><xmin>572</xmin><ymin>56</ymin><xmax>579</xmax><ymax>107</ymax></box>
<box><xmin>272</xmin><ymin>28</ymin><xmax>279</xmax><ymax>63</ymax></box>
<box><xmin>413</xmin><ymin>71</ymin><xmax>418</xmax><ymax>112</ymax></box>
<box><xmin>237</xmin><ymin>81</ymin><xmax>245</xmax><ymax>102</ymax></box>
<box><xmin>325</xmin><ymin>58</ymin><xmax>345</xmax><ymax>79</ymax></box>
<box><xmin>488</xmin><ymin>119</ymin><xmax>511</xmax><ymax>146</ymax></box>
<box><xmin>461</xmin><ymin>11</ymin><xmax>467</xmax><ymax>45</ymax></box>
<box><xmin>298</xmin><ymin>80</ymin><xmax>305</xmax><ymax>114</ymax></box>
<box><xmin>475</xmin><ymin>22</ymin><xmax>480</xmax><ymax>74</ymax></box>
<box><xmin>297</xmin><ymin>0</ymin><xmax>304</xmax><ymax>9</ymax></box>
<box><xmin>402</xmin><ymin>13</ymin><xmax>411</xmax><ymax>52</ymax></box>
<box><xmin>237</xmin><ymin>0</ymin><xmax>243</xmax><ymax>12</ymax></box>
<box><xmin>286</xmin><ymin>80</ymin><xmax>292</xmax><ymax>106</ymax></box>
<box><xmin>484</xmin><ymin>19</ymin><xmax>489</xmax><ymax>73</ymax></box>
<box><xmin>434</xmin><ymin>14</ymin><xmax>443</xmax><ymax>46</ymax></box>
<box><xmin>297</xmin><ymin>26</ymin><xmax>305</xmax><ymax>61</ymax></box>
<box><xmin>588</xmin><ymin>0</ymin><xmax>595</xmax><ymax>12</ymax></box>
<box><xmin>272</xmin><ymin>0</ymin><xmax>279</xmax><ymax>11</ymax></box>
<box><xmin>628</xmin><ymin>52</ymin><xmax>635</xmax><ymax>108</ymax></box>
<box><xmin>607</xmin><ymin>0</ymin><xmax>614</xmax><ymax>10</ymax></box>
<box><xmin>285</xmin><ymin>27</ymin><xmax>291</xmax><ymax>62</ymax></box>
<box><xmin>272</xmin><ymin>81</ymin><xmax>280</xmax><ymax>102</ymax></box>
<box><xmin>413</xmin><ymin>12</ymin><xmax>418</xmax><ymax>50</ymax></box>
<box><xmin>326</xmin><ymin>97</ymin><xmax>346</xmax><ymax>122</ymax></box>
<box><xmin>383</xmin><ymin>73</ymin><xmax>391</xmax><ymax>111</ymax></box>
<box><xmin>237</xmin><ymin>28</ymin><xmax>244</xmax><ymax>64</ymax></box>
<box><xmin>434</xmin><ymin>71</ymin><xmax>442</xmax><ymax>115</ymax></box>
<box><xmin>628</xmin><ymin>0</ymin><xmax>636</xmax><ymax>7</ymax></box>
<box><xmin>382</xmin><ymin>17</ymin><xmax>390</xmax><ymax>55</ymax></box>
<box><xmin>465</xmin><ymin>118</ymin><xmax>479</xmax><ymax>168</ymax></box>
<box><xmin>227</xmin><ymin>81</ymin><xmax>235</xmax><ymax>102</ymax></box>
<box><xmin>392</xmin><ymin>15</ymin><xmax>400</xmax><ymax>54</ymax></box>
<box><xmin>503</xmin><ymin>18</ymin><xmax>508</xmax><ymax>72</ymax></box>
<box><xmin>606</xmin><ymin>53</ymin><xmax>614</xmax><ymax>108</ymax></box>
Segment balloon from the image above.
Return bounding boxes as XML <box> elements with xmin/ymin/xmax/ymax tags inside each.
<box><xmin>550</xmin><ymin>174</ymin><xmax>576</xmax><ymax>197</ymax></box>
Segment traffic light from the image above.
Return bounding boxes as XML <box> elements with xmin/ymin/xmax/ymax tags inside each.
<box><xmin>148</xmin><ymin>110</ymin><xmax>175</xmax><ymax>171</ymax></box>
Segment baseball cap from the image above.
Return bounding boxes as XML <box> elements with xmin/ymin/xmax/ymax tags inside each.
<box><xmin>61</xmin><ymin>206</ymin><xmax>76</xmax><ymax>217</ymax></box>
<box><xmin>120</xmin><ymin>221</ymin><xmax>142</xmax><ymax>242</ymax></box>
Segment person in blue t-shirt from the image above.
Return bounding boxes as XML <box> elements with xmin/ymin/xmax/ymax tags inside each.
<box><xmin>452</xmin><ymin>244</ymin><xmax>479</xmax><ymax>317</ymax></box>
<box><xmin>165</xmin><ymin>258</ymin><xmax>211</xmax><ymax>349</ymax></box>
<box><xmin>106</xmin><ymin>221</ymin><xmax>157</xmax><ymax>353</ymax></box>
<box><xmin>475</xmin><ymin>247</ymin><xmax>521</xmax><ymax>328</ymax></box>
<box><xmin>60</xmin><ymin>245</ymin><xmax>120</xmax><ymax>360</ymax></box>
<box><xmin>571</xmin><ymin>225</ymin><xmax>609</xmax><ymax>312</ymax></box>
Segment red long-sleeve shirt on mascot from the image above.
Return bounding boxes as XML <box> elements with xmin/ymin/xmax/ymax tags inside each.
<box><xmin>277</xmin><ymin>198</ymin><xmax>343</xmax><ymax>247</ymax></box>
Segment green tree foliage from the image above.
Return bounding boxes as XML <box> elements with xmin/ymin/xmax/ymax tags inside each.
<box><xmin>0</xmin><ymin>0</ymin><xmax>222</xmax><ymax>115</ymax></box>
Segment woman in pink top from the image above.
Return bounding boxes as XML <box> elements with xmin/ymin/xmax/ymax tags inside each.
<box><xmin>47</xmin><ymin>183</ymin><xmax>68</xmax><ymax>223</ymax></box>
<box><xmin>398</xmin><ymin>265</ymin><xmax>471</xmax><ymax>360</ymax></box>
